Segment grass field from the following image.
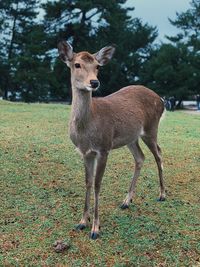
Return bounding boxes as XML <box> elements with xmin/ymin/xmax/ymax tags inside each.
<box><xmin>0</xmin><ymin>100</ymin><xmax>200</xmax><ymax>266</ymax></box>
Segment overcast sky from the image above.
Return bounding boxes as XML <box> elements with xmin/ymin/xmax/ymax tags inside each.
<box><xmin>127</xmin><ymin>0</ymin><xmax>191</xmax><ymax>42</ymax></box>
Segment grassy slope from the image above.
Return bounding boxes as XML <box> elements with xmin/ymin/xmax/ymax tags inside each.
<box><xmin>0</xmin><ymin>101</ymin><xmax>200</xmax><ymax>266</ymax></box>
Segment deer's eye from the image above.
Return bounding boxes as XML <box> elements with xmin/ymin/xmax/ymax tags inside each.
<box><xmin>75</xmin><ymin>63</ymin><xmax>81</xmax><ymax>68</ymax></box>
<box><xmin>96</xmin><ymin>65</ymin><xmax>100</xmax><ymax>70</ymax></box>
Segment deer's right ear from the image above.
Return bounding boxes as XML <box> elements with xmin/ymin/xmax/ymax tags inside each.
<box><xmin>58</xmin><ymin>41</ymin><xmax>74</xmax><ymax>65</ymax></box>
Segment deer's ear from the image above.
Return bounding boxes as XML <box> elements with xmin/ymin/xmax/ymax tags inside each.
<box><xmin>58</xmin><ymin>41</ymin><xmax>74</xmax><ymax>65</ymax></box>
<box><xmin>94</xmin><ymin>45</ymin><xmax>116</xmax><ymax>66</ymax></box>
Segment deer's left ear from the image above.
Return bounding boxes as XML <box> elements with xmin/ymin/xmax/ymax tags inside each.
<box><xmin>58</xmin><ymin>41</ymin><xmax>74</xmax><ymax>66</ymax></box>
<box><xmin>94</xmin><ymin>45</ymin><xmax>116</xmax><ymax>66</ymax></box>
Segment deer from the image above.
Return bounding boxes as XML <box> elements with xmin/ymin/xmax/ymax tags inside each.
<box><xmin>58</xmin><ymin>41</ymin><xmax>166</xmax><ymax>240</ymax></box>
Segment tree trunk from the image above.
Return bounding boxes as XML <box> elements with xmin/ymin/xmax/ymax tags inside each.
<box><xmin>3</xmin><ymin>3</ymin><xmax>18</xmax><ymax>100</ymax></box>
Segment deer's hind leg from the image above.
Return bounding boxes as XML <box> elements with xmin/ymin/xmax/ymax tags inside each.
<box><xmin>141</xmin><ymin>135</ymin><xmax>166</xmax><ymax>201</ymax></box>
<box><xmin>121</xmin><ymin>140</ymin><xmax>145</xmax><ymax>209</ymax></box>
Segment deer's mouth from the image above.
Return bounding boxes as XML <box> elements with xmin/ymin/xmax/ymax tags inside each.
<box><xmin>85</xmin><ymin>85</ymin><xmax>99</xmax><ymax>92</ymax></box>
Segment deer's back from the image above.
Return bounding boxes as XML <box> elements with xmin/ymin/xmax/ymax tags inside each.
<box><xmin>95</xmin><ymin>85</ymin><xmax>164</xmax><ymax>124</ymax></box>
<box><xmin>92</xmin><ymin>85</ymin><xmax>164</xmax><ymax>148</ymax></box>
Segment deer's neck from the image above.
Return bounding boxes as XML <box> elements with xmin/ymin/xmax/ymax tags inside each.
<box><xmin>71</xmin><ymin>87</ymin><xmax>92</xmax><ymax>129</ymax></box>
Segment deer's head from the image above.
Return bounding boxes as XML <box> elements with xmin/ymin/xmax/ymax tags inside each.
<box><xmin>58</xmin><ymin>41</ymin><xmax>115</xmax><ymax>92</ymax></box>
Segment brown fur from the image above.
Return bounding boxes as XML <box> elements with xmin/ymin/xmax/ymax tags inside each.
<box><xmin>70</xmin><ymin>85</ymin><xmax>164</xmax><ymax>153</ymax></box>
<box><xmin>80</xmin><ymin>52</ymin><xmax>95</xmax><ymax>63</ymax></box>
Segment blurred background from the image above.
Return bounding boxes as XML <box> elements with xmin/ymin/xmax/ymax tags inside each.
<box><xmin>0</xmin><ymin>0</ymin><xmax>199</xmax><ymax>107</ymax></box>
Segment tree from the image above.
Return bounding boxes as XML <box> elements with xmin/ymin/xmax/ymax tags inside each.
<box><xmin>167</xmin><ymin>0</ymin><xmax>200</xmax><ymax>52</ymax></box>
<box><xmin>168</xmin><ymin>0</ymin><xmax>200</xmax><ymax>99</ymax></box>
<box><xmin>140</xmin><ymin>44</ymin><xmax>197</xmax><ymax>99</ymax></box>
<box><xmin>42</xmin><ymin>0</ymin><xmax>158</xmax><ymax>99</ymax></box>
<box><xmin>13</xmin><ymin>24</ymin><xmax>55</xmax><ymax>102</ymax></box>
<box><xmin>0</xmin><ymin>0</ymin><xmax>55</xmax><ymax>102</ymax></box>
<box><xmin>140</xmin><ymin>0</ymin><xmax>200</xmax><ymax>104</ymax></box>
<box><xmin>167</xmin><ymin>0</ymin><xmax>200</xmax><ymax>98</ymax></box>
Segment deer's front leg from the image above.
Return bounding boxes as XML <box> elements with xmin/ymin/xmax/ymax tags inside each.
<box><xmin>76</xmin><ymin>151</ymin><xmax>96</xmax><ymax>231</ymax></box>
<box><xmin>90</xmin><ymin>151</ymin><xmax>108</xmax><ymax>240</ymax></box>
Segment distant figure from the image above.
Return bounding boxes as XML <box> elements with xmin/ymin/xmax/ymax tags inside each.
<box><xmin>163</xmin><ymin>97</ymin><xmax>171</xmax><ymax>111</ymax></box>
<box><xmin>197</xmin><ymin>95</ymin><xmax>200</xmax><ymax>111</ymax></box>
<box><xmin>169</xmin><ymin>96</ymin><xmax>176</xmax><ymax>111</ymax></box>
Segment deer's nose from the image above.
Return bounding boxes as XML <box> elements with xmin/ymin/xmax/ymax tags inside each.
<box><xmin>90</xmin><ymin>80</ymin><xmax>99</xmax><ymax>89</ymax></box>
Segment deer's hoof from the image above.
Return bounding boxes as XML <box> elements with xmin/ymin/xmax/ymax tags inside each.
<box><xmin>120</xmin><ymin>203</ymin><xmax>129</xmax><ymax>209</ymax></box>
<box><xmin>157</xmin><ymin>196</ymin><xmax>166</xmax><ymax>202</ymax></box>
<box><xmin>90</xmin><ymin>232</ymin><xmax>100</xmax><ymax>240</ymax></box>
<box><xmin>76</xmin><ymin>224</ymin><xmax>86</xmax><ymax>231</ymax></box>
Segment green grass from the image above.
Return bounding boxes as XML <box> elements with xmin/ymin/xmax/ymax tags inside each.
<box><xmin>0</xmin><ymin>100</ymin><xmax>200</xmax><ymax>266</ymax></box>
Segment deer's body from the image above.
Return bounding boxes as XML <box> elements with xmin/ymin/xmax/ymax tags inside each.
<box><xmin>70</xmin><ymin>85</ymin><xmax>164</xmax><ymax>154</ymax></box>
<box><xmin>58</xmin><ymin>41</ymin><xmax>166</xmax><ymax>239</ymax></box>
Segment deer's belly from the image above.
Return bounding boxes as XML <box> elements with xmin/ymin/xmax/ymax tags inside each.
<box><xmin>112</xmin><ymin>127</ymin><xmax>142</xmax><ymax>149</ymax></box>
<box><xmin>112</xmin><ymin>136</ymin><xmax>135</xmax><ymax>149</ymax></box>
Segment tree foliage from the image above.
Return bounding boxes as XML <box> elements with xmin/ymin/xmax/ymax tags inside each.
<box><xmin>0</xmin><ymin>0</ymin><xmax>199</xmax><ymax>102</ymax></box>
<box><xmin>140</xmin><ymin>0</ymin><xmax>200</xmax><ymax>102</ymax></box>
<box><xmin>42</xmin><ymin>0</ymin><xmax>157</xmax><ymax>98</ymax></box>
<box><xmin>0</xmin><ymin>0</ymin><xmax>40</xmax><ymax>99</ymax></box>
<box><xmin>140</xmin><ymin>44</ymin><xmax>199</xmax><ymax>98</ymax></box>
<box><xmin>167</xmin><ymin>0</ymin><xmax>200</xmax><ymax>51</ymax></box>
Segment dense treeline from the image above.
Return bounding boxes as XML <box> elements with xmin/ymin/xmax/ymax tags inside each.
<box><xmin>0</xmin><ymin>0</ymin><xmax>199</xmax><ymax>102</ymax></box>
